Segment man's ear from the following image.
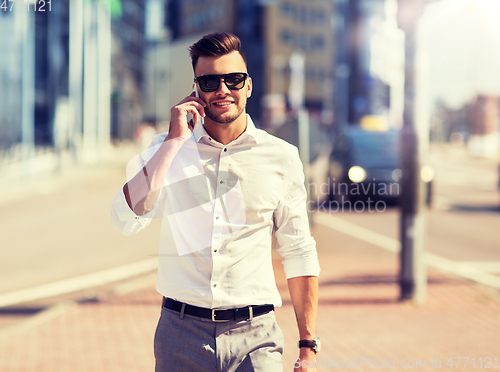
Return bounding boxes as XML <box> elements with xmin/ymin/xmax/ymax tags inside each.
<box><xmin>246</xmin><ymin>77</ymin><xmax>253</xmax><ymax>98</ymax></box>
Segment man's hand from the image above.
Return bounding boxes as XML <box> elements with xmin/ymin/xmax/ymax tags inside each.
<box><xmin>167</xmin><ymin>92</ymin><xmax>206</xmax><ymax>141</ymax></box>
<box><xmin>288</xmin><ymin>276</ymin><xmax>319</xmax><ymax>371</ymax></box>
<box><xmin>294</xmin><ymin>348</ymin><xmax>319</xmax><ymax>372</ymax></box>
<box><xmin>124</xmin><ymin>93</ymin><xmax>206</xmax><ymax>214</ymax></box>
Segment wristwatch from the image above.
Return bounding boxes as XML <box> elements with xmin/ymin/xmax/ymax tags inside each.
<box><xmin>298</xmin><ymin>337</ymin><xmax>321</xmax><ymax>353</ymax></box>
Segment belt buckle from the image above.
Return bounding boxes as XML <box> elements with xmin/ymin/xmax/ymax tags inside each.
<box><xmin>212</xmin><ymin>309</ymin><xmax>230</xmax><ymax>322</ymax></box>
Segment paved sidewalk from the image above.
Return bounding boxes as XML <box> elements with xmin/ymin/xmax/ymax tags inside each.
<box><xmin>1</xmin><ymin>212</ymin><xmax>499</xmax><ymax>371</ymax></box>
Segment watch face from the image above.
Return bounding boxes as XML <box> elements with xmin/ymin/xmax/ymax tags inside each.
<box><xmin>314</xmin><ymin>337</ymin><xmax>321</xmax><ymax>352</ymax></box>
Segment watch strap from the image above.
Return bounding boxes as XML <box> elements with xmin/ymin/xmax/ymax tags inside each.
<box><xmin>298</xmin><ymin>337</ymin><xmax>320</xmax><ymax>353</ymax></box>
<box><xmin>298</xmin><ymin>340</ymin><xmax>316</xmax><ymax>349</ymax></box>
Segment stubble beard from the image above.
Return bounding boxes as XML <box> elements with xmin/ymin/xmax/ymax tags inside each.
<box><xmin>205</xmin><ymin>98</ymin><xmax>246</xmax><ymax>125</ymax></box>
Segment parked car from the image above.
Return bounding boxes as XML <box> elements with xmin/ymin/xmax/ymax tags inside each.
<box><xmin>328</xmin><ymin>126</ymin><xmax>402</xmax><ymax>203</ymax></box>
<box><xmin>328</xmin><ymin>125</ymin><xmax>433</xmax><ymax>205</ymax></box>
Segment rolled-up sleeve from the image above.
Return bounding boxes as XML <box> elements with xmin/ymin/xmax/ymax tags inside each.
<box><xmin>110</xmin><ymin>187</ymin><xmax>159</xmax><ymax>236</ymax></box>
<box><xmin>273</xmin><ymin>149</ymin><xmax>320</xmax><ymax>279</ymax></box>
<box><xmin>110</xmin><ymin>135</ymin><xmax>166</xmax><ymax>236</ymax></box>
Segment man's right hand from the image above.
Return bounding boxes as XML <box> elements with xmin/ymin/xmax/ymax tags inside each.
<box><xmin>124</xmin><ymin>93</ymin><xmax>205</xmax><ymax>215</ymax></box>
<box><xmin>166</xmin><ymin>92</ymin><xmax>206</xmax><ymax>141</ymax></box>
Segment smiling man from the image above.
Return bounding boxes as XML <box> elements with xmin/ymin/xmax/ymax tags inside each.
<box><xmin>111</xmin><ymin>32</ymin><xmax>320</xmax><ymax>372</ymax></box>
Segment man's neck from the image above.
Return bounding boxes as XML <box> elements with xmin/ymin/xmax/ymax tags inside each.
<box><xmin>203</xmin><ymin>114</ymin><xmax>247</xmax><ymax>145</ymax></box>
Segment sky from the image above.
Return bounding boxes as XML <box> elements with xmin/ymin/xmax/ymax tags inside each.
<box><xmin>422</xmin><ymin>0</ymin><xmax>500</xmax><ymax>109</ymax></box>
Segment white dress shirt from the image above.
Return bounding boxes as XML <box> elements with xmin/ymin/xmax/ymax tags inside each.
<box><xmin>111</xmin><ymin>115</ymin><xmax>320</xmax><ymax>309</ymax></box>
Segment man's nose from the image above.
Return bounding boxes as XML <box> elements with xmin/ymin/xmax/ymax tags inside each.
<box><xmin>215</xmin><ymin>78</ymin><xmax>231</xmax><ymax>95</ymax></box>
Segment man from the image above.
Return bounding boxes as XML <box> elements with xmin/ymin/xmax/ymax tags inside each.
<box><xmin>111</xmin><ymin>32</ymin><xmax>320</xmax><ymax>372</ymax></box>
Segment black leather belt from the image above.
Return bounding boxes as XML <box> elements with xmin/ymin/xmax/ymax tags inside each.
<box><xmin>162</xmin><ymin>297</ymin><xmax>274</xmax><ymax>322</ymax></box>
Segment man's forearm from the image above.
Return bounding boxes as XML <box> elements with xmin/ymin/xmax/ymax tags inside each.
<box><xmin>288</xmin><ymin>275</ymin><xmax>318</xmax><ymax>340</ymax></box>
<box><xmin>124</xmin><ymin>135</ymin><xmax>186</xmax><ymax>215</ymax></box>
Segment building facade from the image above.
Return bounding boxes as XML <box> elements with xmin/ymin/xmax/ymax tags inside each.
<box><xmin>154</xmin><ymin>0</ymin><xmax>336</xmax><ymax>128</ymax></box>
<box><xmin>334</xmin><ymin>0</ymin><xmax>404</xmax><ymax>128</ymax></box>
<box><xmin>0</xmin><ymin>0</ymin><xmax>146</xmax><ymax>169</ymax></box>
<box><xmin>264</xmin><ymin>0</ymin><xmax>335</xmax><ymax>110</ymax></box>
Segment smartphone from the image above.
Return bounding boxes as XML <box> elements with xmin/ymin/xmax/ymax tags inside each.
<box><xmin>189</xmin><ymin>84</ymin><xmax>203</xmax><ymax>129</ymax></box>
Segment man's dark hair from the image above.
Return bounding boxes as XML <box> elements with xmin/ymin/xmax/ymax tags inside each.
<box><xmin>188</xmin><ymin>32</ymin><xmax>247</xmax><ymax>72</ymax></box>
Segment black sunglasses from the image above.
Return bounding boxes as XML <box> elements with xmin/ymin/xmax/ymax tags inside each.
<box><xmin>194</xmin><ymin>72</ymin><xmax>249</xmax><ymax>93</ymax></box>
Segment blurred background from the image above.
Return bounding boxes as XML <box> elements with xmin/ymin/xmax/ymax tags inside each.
<box><xmin>1</xmin><ymin>0</ymin><xmax>500</xmax><ymax>368</ymax></box>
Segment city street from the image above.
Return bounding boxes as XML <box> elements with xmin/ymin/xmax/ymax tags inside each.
<box><xmin>314</xmin><ymin>143</ymin><xmax>500</xmax><ymax>294</ymax></box>
<box><xmin>0</xmin><ymin>142</ymin><xmax>499</xmax><ymax>322</ymax></box>
<box><xmin>328</xmin><ymin>143</ymin><xmax>500</xmax><ymax>265</ymax></box>
<box><xmin>2</xmin><ymin>1</ymin><xmax>500</xmax><ymax>370</ymax></box>
<box><xmin>1</xmin><ymin>143</ymin><xmax>499</xmax><ymax>372</ymax></box>
<box><xmin>0</xmin><ymin>147</ymin><xmax>160</xmax><ymax>300</ymax></box>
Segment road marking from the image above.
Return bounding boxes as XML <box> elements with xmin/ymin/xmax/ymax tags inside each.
<box><xmin>451</xmin><ymin>261</ymin><xmax>500</xmax><ymax>274</ymax></box>
<box><xmin>425</xmin><ymin>253</ymin><xmax>500</xmax><ymax>289</ymax></box>
<box><xmin>314</xmin><ymin>213</ymin><xmax>500</xmax><ymax>290</ymax></box>
<box><xmin>0</xmin><ymin>258</ymin><xmax>158</xmax><ymax>307</ymax></box>
<box><xmin>314</xmin><ymin>213</ymin><xmax>400</xmax><ymax>253</ymax></box>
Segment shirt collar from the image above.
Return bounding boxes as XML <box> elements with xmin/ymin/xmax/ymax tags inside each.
<box><xmin>193</xmin><ymin>114</ymin><xmax>259</xmax><ymax>145</ymax></box>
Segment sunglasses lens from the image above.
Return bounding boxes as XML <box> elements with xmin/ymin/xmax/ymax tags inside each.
<box><xmin>198</xmin><ymin>77</ymin><xmax>220</xmax><ymax>92</ymax></box>
<box><xmin>225</xmin><ymin>73</ymin><xmax>247</xmax><ymax>89</ymax></box>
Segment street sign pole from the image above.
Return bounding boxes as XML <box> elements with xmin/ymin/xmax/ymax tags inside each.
<box><xmin>289</xmin><ymin>50</ymin><xmax>312</xmax><ymax>224</ymax></box>
<box><xmin>398</xmin><ymin>0</ymin><xmax>427</xmax><ymax>304</ymax></box>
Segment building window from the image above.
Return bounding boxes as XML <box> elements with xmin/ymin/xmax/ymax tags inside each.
<box><xmin>280</xmin><ymin>29</ymin><xmax>292</xmax><ymax>45</ymax></box>
<box><xmin>310</xmin><ymin>36</ymin><xmax>325</xmax><ymax>51</ymax></box>
<box><xmin>280</xmin><ymin>3</ymin><xmax>291</xmax><ymax>17</ymax></box>
<box><xmin>299</xmin><ymin>34</ymin><xmax>307</xmax><ymax>50</ymax></box>
<box><xmin>311</xmin><ymin>9</ymin><xmax>326</xmax><ymax>24</ymax></box>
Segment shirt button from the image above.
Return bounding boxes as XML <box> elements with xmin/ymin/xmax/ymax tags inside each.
<box><xmin>220</xmin><ymin>180</ymin><xmax>223</xmax><ymax>184</ymax></box>
<box><xmin>214</xmin><ymin>249</ymin><xmax>217</xmax><ymax>253</ymax></box>
<box><xmin>213</xmin><ymin>284</ymin><xmax>217</xmax><ymax>288</ymax></box>
<box><xmin>209</xmin><ymin>138</ymin><xmax>212</xmax><ymax>141</ymax></box>
<box><xmin>216</xmin><ymin>216</ymin><xmax>219</xmax><ymax>219</ymax></box>
<box><xmin>224</xmin><ymin>148</ymin><xmax>227</xmax><ymax>152</ymax></box>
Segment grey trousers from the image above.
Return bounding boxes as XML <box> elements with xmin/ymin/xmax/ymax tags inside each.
<box><xmin>154</xmin><ymin>306</ymin><xmax>284</xmax><ymax>372</ymax></box>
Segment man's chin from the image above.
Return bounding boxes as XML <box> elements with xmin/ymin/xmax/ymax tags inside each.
<box><xmin>206</xmin><ymin>110</ymin><xmax>244</xmax><ymax>125</ymax></box>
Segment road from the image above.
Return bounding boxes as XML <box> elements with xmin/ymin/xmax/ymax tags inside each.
<box><xmin>319</xmin><ymin>143</ymin><xmax>500</xmax><ymax>274</ymax></box>
<box><xmin>0</xmin><ymin>148</ymin><xmax>161</xmax><ymax>301</ymax></box>
<box><xmin>0</xmin><ymin>143</ymin><xmax>498</xmax><ymax>310</ymax></box>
